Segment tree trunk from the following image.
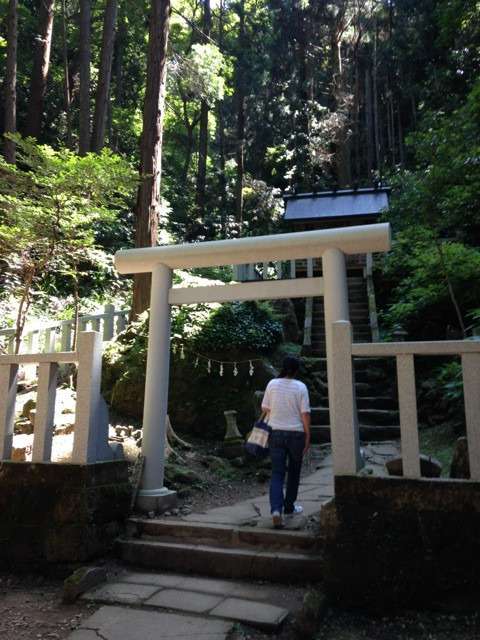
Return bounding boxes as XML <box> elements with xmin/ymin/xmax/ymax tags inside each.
<box><xmin>364</xmin><ymin>68</ymin><xmax>374</xmax><ymax>178</ymax></box>
<box><xmin>234</xmin><ymin>0</ymin><xmax>246</xmax><ymax>228</ymax></box>
<box><xmin>131</xmin><ymin>0</ymin><xmax>171</xmax><ymax>319</ymax></box>
<box><xmin>292</xmin><ymin>0</ymin><xmax>311</xmax><ymax>190</ymax></box>
<box><xmin>3</xmin><ymin>0</ymin><xmax>17</xmax><ymax>163</ymax></box>
<box><xmin>79</xmin><ymin>0</ymin><xmax>91</xmax><ymax>155</ymax></box>
<box><xmin>373</xmin><ymin>21</ymin><xmax>382</xmax><ymax>173</ymax></box>
<box><xmin>111</xmin><ymin>7</ymin><xmax>127</xmax><ymax>151</ymax></box>
<box><xmin>91</xmin><ymin>0</ymin><xmax>118</xmax><ymax>153</ymax></box>
<box><xmin>195</xmin><ymin>0</ymin><xmax>211</xmax><ymax>219</ymax></box>
<box><xmin>330</xmin><ymin>11</ymin><xmax>351</xmax><ymax>188</ymax></box>
<box><xmin>397</xmin><ymin>102</ymin><xmax>405</xmax><ymax>167</ymax></box>
<box><xmin>389</xmin><ymin>93</ymin><xmax>396</xmax><ymax>167</ymax></box>
<box><xmin>25</xmin><ymin>0</ymin><xmax>55</xmax><ymax>139</ymax></box>
<box><xmin>183</xmin><ymin>119</ymin><xmax>194</xmax><ymax>182</ymax></box>
<box><xmin>353</xmin><ymin>46</ymin><xmax>361</xmax><ymax>183</ymax></box>
<box><xmin>435</xmin><ymin>238</ymin><xmax>466</xmax><ymax>338</ymax></box>
<box><xmin>61</xmin><ymin>0</ymin><xmax>72</xmax><ymax>148</ymax></box>
<box><xmin>216</xmin><ymin>0</ymin><xmax>228</xmax><ymax>237</ymax></box>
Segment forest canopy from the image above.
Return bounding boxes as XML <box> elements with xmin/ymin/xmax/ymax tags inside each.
<box><xmin>0</xmin><ymin>0</ymin><xmax>479</xmax><ymax>343</ymax></box>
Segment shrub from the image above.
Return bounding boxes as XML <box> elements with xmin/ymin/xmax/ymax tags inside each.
<box><xmin>192</xmin><ymin>301</ymin><xmax>283</xmax><ymax>355</ymax></box>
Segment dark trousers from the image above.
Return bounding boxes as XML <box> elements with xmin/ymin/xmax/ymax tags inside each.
<box><xmin>269</xmin><ymin>430</ymin><xmax>305</xmax><ymax>514</ymax></box>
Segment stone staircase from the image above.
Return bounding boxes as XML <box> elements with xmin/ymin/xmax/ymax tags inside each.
<box><xmin>299</xmin><ymin>268</ymin><xmax>401</xmax><ymax>442</ymax></box>
<box><xmin>301</xmin><ymin>356</ymin><xmax>401</xmax><ymax>443</ymax></box>
<box><xmin>310</xmin><ymin>274</ymin><xmax>372</xmax><ymax>356</ymax></box>
<box><xmin>117</xmin><ymin>518</ymin><xmax>323</xmax><ymax>584</ymax></box>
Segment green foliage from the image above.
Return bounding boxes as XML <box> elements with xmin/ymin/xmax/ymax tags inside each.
<box><xmin>379</xmin><ymin>235</ymin><xmax>480</xmax><ymax>338</ymax></box>
<box><xmin>192</xmin><ymin>301</ymin><xmax>283</xmax><ymax>355</ymax></box>
<box><xmin>378</xmin><ymin>79</ymin><xmax>480</xmax><ymax>339</ymax></box>
<box><xmin>418</xmin><ymin>360</ymin><xmax>465</xmax><ymax>434</ymax></box>
<box><xmin>0</xmin><ymin>137</ymin><xmax>136</xmax><ymax>337</ymax></box>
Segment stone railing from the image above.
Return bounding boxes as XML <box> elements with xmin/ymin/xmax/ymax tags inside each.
<box><xmin>331</xmin><ymin>319</ymin><xmax>480</xmax><ymax>480</ymax></box>
<box><xmin>364</xmin><ymin>252</ymin><xmax>380</xmax><ymax>342</ymax></box>
<box><xmin>0</xmin><ymin>331</ymin><xmax>116</xmax><ymax>464</ymax></box>
<box><xmin>0</xmin><ymin>304</ymin><xmax>129</xmax><ymax>354</ymax></box>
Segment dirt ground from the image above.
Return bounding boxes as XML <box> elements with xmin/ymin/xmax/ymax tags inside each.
<box><xmin>0</xmin><ymin>573</ymin><xmax>97</xmax><ymax>640</ymax></box>
<box><xmin>2</xmin><ymin>572</ymin><xmax>480</xmax><ymax>640</ymax></box>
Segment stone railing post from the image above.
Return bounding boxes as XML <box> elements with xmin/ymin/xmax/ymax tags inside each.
<box><xmin>462</xmin><ymin>353</ymin><xmax>480</xmax><ymax>481</ymax></box>
<box><xmin>0</xmin><ymin>363</ymin><xmax>18</xmax><ymax>459</ymax></box>
<box><xmin>116</xmin><ymin>311</ymin><xmax>127</xmax><ymax>333</ymax></box>
<box><xmin>103</xmin><ymin>304</ymin><xmax>115</xmax><ymax>341</ymax></box>
<box><xmin>330</xmin><ymin>321</ymin><xmax>362</xmax><ymax>475</ymax></box>
<box><xmin>71</xmin><ymin>331</ymin><xmax>110</xmax><ymax>464</ymax></box>
<box><xmin>32</xmin><ymin>362</ymin><xmax>59</xmax><ymax>462</ymax></box>
<box><xmin>61</xmin><ymin>321</ymin><xmax>73</xmax><ymax>351</ymax></box>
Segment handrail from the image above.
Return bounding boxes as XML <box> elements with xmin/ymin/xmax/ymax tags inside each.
<box><xmin>331</xmin><ymin>320</ymin><xmax>480</xmax><ymax>481</ymax></box>
<box><xmin>352</xmin><ymin>340</ymin><xmax>480</xmax><ymax>356</ymax></box>
<box><xmin>364</xmin><ymin>253</ymin><xmax>380</xmax><ymax>342</ymax></box>
<box><xmin>0</xmin><ymin>304</ymin><xmax>129</xmax><ymax>354</ymax></box>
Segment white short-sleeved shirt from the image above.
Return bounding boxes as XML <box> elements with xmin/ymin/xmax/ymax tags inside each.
<box><xmin>261</xmin><ymin>378</ymin><xmax>310</xmax><ymax>432</ymax></box>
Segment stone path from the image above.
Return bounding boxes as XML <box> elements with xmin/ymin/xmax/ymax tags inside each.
<box><xmin>69</xmin><ymin>605</ymin><xmax>233</xmax><ymax>640</ymax></box>
<box><xmin>73</xmin><ymin>440</ymin><xmax>400</xmax><ymax>639</ymax></box>
<box><xmin>180</xmin><ymin>441</ymin><xmax>399</xmax><ymax>528</ymax></box>
<box><xmin>79</xmin><ymin>570</ymin><xmax>292</xmax><ymax>634</ymax></box>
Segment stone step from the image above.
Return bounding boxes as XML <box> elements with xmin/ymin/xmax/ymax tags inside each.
<box><xmin>356</xmin><ymin>396</ymin><xmax>398</xmax><ymax>411</ymax></box>
<box><xmin>309</xmin><ymin>396</ymin><xmax>398</xmax><ymax>412</ymax></box>
<box><xmin>310</xmin><ymin>407</ymin><xmax>330</xmax><ymax>424</ymax></box>
<box><xmin>310</xmin><ymin>407</ymin><xmax>398</xmax><ymax>426</ymax></box>
<box><xmin>354</xmin><ymin>369</ymin><xmax>390</xmax><ymax>384</ymax></box>
<box><xmin>358</xmin><ymin>408</ymin><xmax>400</xmax><ymax>426</ymax></box>
<box><xmin>312</xmin><ymin>322</ymin><xmax>372</xmax><ymax>338</ymax></box>
<box><xmin>354</xmin><ymin>382</ymin><xmax>380</xmax><ymax>396</ymax></box>
<box><xmin>308</xmin><ymin>357</ymin><xmax>389</xmax><ymax>372</ymax></box>
<box><xmin>311</xmin><ymin>424</ymin><xmax>400</xmax><ymax>443</ymax></box>
<box><xmin>117</xmin><ymin>538</ymin><xmax>324</xmax><ymax>584</ymax></box>
<box><xmin>311</xmin><ymin>318</ymin><xmax>370</xmax><ymax>327</ymax></box>
<box><xmin>128</xmin><ymin>518</ymin><xmax>319</xmax><ymax>552</ymax></box>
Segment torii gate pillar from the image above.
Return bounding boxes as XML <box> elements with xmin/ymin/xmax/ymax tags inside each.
<box><xmin>136</xmin><ymin>263</ymin><xmax>177</xmax><ymax>513</ymax></box>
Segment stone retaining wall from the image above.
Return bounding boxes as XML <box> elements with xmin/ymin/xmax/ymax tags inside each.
<box><xmin>0</xmin><ymin>461</ymin><xmax>131</xmax><ymax>570</ymax></box>
<box><xmin>321</xmin><ymin>475</ymin><xmax>480</xmax><ymax>610</ymax></box>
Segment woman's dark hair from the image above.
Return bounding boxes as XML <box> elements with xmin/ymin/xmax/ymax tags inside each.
<box><xmin>278</xmin><ymin>356</ymin><xmax>301</xmax><ymax>378</ymax></box>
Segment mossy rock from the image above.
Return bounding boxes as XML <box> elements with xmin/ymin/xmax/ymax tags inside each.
<box><xmin>109</xmin><ymin>369</ymin><xmax>145</xmax><ymax>418</ymax></box>
<box><xmin>165</xmin><ymin>463</ymin><xmax>202</xmax><ymax>486</ymax></box>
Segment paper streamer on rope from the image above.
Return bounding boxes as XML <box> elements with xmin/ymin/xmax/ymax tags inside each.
<box><xmin>171</xmin><ymin>340</ymin><xmax>263</xmax><ymax>377</ymax></box>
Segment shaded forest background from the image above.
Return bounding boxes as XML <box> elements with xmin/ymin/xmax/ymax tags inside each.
<box><xmin>0</xmin><ymin>0</ymin><xmax>479</xmax><ymax>345</ymax></box>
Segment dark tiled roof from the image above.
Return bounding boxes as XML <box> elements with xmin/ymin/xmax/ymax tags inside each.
<box><xmin>284</xmin><ymin>187</ymin><xmax>390</xmax><ymax>221</ymax></box>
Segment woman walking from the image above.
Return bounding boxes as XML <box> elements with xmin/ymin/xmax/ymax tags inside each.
<box><xmin>261</xmin><ymin>356</ymin><xmax>311</xmax><ymax>528</ymax></box>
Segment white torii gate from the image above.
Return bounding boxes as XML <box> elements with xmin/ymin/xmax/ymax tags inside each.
<box><xmin>115</xmin><ymin>223</ymin><xmax>391</xmax><ymax>512</ymax></box>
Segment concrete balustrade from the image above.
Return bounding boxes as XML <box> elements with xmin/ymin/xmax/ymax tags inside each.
<box><xmin>0</xmin><ymin>305</ymin><xmax>129</xmax><ymax>354</ymax></box>
<box><xmin>0</xmin><ymin>331</ymin><xmax>115</xmax><ymax>465</ymax></box>
<box><xmin>333</xmin><ymin>321</ymin><xmax>480</xmax><ymax>480</ymax></box>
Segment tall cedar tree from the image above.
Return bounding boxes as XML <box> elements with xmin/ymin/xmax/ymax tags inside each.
<box><xmin>79</xmin><ymin>0</ymin><xmax>91</xmax><ymax>155</ymax></box>
<box><xmin>92</xmin><ymin>0</ymin><xmax>118</xmax><ymax>152</ymax></box>
<box><xmin>3</xmin><ymin>0</ymin><xmax>17</xmax><ymax>163</ymax></box>
<box><xmin>26</xmin><ymin>0</ymin><xmax>55</xmax><ymax>139</ymax></box>
<box><xmin>234</xmin><ymin>0</ymin><xmax>246</xmax><ymax>227</ymax></box>
<box><xmin>132</xmin><ymin>0</ymin><xmax>171</xmax><ymax>318</ymax></box>
<box><xmin>195</xmin><ymin>0</ymin><xmax>212</xmax><ymax>219</ymax></box>
<box><xmin>60</xmin><ymin>0</ymin><xmax>72</xmax><ymax>147</ymax></box>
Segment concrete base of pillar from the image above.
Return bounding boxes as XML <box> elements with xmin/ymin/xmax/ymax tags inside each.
<box><xmin>136</xmin><ymin>487</ymin><xmax>178</xmax><ymax>514</ymax></box>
